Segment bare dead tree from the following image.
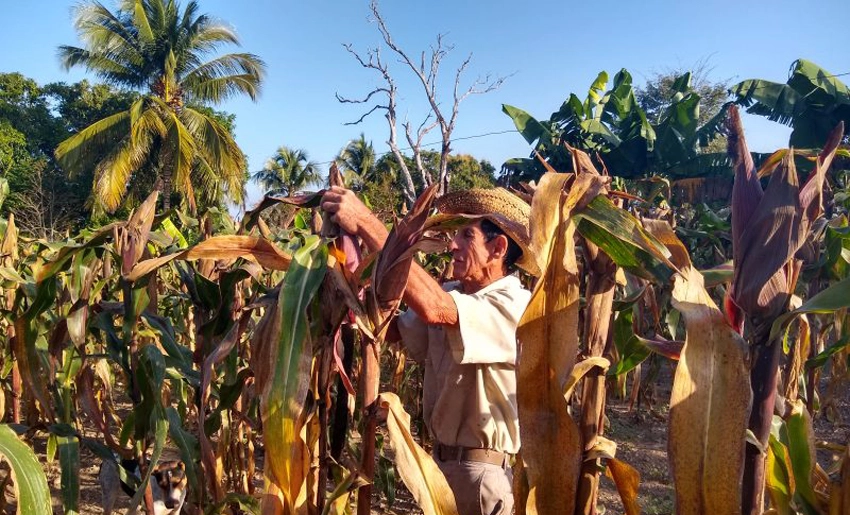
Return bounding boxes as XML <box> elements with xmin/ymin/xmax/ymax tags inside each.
<box><xmin>337</xmin><ymin>0</ymin><xmax>508</xmax><ymax>202</ymax></box>
<box><xmin>337</xmin><ymin>43</ymin><xmax>418</xmax><ymax>206</ymax></box>
<box><xmin>11</xmin><ymin>163</ymin><xmax>75</xmax><ymax>240</ymax></box>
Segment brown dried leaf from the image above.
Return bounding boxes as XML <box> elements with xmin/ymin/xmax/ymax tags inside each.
<box><xmin>516</xmin><ymin>172</ymin><xmax>582</xmax><ymax>515</ymax></box>
<box><xmin>378</xmin><ymin>392</ymin><xmax>459</xmax><ymax>515</ymax></box>
<box><xmin>646</xmin><ymin>220</ymin><xmax>752</xmax><ymax>514</ymax></box>
<box><xmin>127</xmin><ymin>235</ymin><xmax>291</xmax><ymax>281</ymax></box>
<box><xmin>605</xmin><ymin>458</ymin><xmax>641</xmax><ymax>515</ymax></box>
<box><xmin>119</xmin><ymin>189</ymin><xmax>159</xmax><ymax>275</ymax></box>
<box><xmin>669</xmin><ymin>265</ymin><xmax>752</xmax><ymax>515</ymax></box>
<box><xmin>373</xmin><ymin>185</ymin><xmax>438</xmax><ymax>312</ymax></box>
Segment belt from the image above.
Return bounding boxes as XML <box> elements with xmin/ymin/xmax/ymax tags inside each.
<box><xmin>433</xmin><ymin>443</ymin><xmax>508</xmax><ymax>467</ymax></box>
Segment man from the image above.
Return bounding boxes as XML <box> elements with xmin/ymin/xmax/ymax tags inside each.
<box><xmin>321</xmin><ymin>186</ymin><xmax>532</xmax><ymax>515</ymax></box>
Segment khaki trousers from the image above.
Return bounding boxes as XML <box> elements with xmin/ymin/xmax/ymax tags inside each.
<box><xmin>435</xmin><ymin>455</ymin><xmax>514</xmax><ymax>515</ymax></box>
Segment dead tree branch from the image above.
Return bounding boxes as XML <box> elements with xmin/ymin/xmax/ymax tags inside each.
<box><xmin>339</xmin><ymin>0</ymin><xmax>508</xmax><ymax>202</ymax></box>
<box><xmin>337</xmin><ymin>43</ymin><xmax>417</xmax><ymax>206</ymax></box>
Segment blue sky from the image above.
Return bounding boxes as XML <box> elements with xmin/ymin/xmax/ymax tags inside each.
<box><xmin>1</xmin><ymin>0</ymin><xmax>848</xmax><ymax>208</ymax></box>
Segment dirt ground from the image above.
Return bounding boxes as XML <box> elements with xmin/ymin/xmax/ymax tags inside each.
<box><xmin>11</xmin><ymin>358</ymin><xmax>848</xmax><ymax>515</ymax></box>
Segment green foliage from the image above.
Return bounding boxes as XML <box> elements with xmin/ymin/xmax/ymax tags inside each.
<box><xmin>732</xmin><ymin>59</ymin><xmax>850</xmax><ymax>148</ymax></box>
<box><xmin>56</xmin><ymin>0</ymin><xmax>265</xmax><ymax>213</ymax></box>
<box><xmin>0</xmin><ymin>425</ymin><xmax>52</xmax><ymax>514</ymax></box>
<box><xmin>447</xmin><ymin>155</ymin><xmax>496</xmax><ymax>191</ymax></box>
<box><xmin>252</xmin><ymin>146</ymin><xmax>322</xmax><ymax>196</ymax></box>
<box><xmin>502</xmin><ymin>69</ymin><xmax>731</xmax><ymax>183</ymax></box>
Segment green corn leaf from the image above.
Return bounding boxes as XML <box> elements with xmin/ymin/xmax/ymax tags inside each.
<box><xmin>611</xmin><ymin>310</ymin><xmax>651</xmax><ymax>376</ymax></box>
<box><xmin>206</xmin><ymin>493</ymin><xmax>261</xmax><ymax>515</ymax></box>
<box><xmin>806</xmin><ymin>336</ymin><xmax>850</xmax><ymax>369</ymax></box>
<box><xmin>765</xmin><ymin>435</ymin><xmax>793</xmax><ymax>515</ymax></box>
<box><xmin>166</xmin><ymin>407</ymin><xmax>201</xmax><ymax>495</ymax></box>
<box><xmin>127</xmin><ymin>411</ymin><xmax>169</xmax><ymax>515</ymax></box>
<box><xmin>119</xmin><ymin>411</ymin><xmax>136</xmax><ymax>448</ymax></box>
<box><xmin>770</xmin><ymin>276</ymin><xmax>850</xmax><ymax>342</ymax></box>
<box><xmin>261</xmin><ymin>235</ymin><xmax>327</xmax><ymax>512</ymax></box>
<box><xmin>161</xmin><ymin>217</ymin><xmax>188</xmax><ymax>247</ymax></box>
<box><xmin>35</xmin><ymin>223</ymin><xmax>120</xmax><ymax>283</ymax></box>
<box><xmin>58</xmin><ymin>435</ymin><xmax>80</xmax><ymax>515</ymax></box>
<box><xmin>781</xmin><ymin>401</ymin><xmax>819</xmax><ymax>514</ymax></box>
<box><xmin>0</xmin><ymin>424</ymin><xmax>52</xmax><ymax>514</ymax></box>
<box><xmin>46</xmin><ymin>434</ymin><xmax>57</xmax><ymax>465</ymax></box>
<box><xmin>612</xmin><ymin>284</ymin><xmax>647</xmax><ymax>312</ymax></box>
<box><xmin>575</xmin><ymin>196</ymin><xmax>675</xmax><ymax>282</ymax></box>
<box><xmin>0</xmin><ymin>266</ymin><xmax>25</xmax><ymax>284</ymax></box>
<box><xmin>140</xmin><ymin>312</ymin><xmax>196</xmax><ymax>382</ymax></box>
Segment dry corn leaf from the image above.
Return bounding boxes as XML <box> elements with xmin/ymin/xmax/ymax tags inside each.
<box><xmin>516</xmin><ymin>172</ymin><xmax>585</xmax><ymax>515</ymax></box>
<box><xmin>563</xmin><ymin>357</ymin><xmax>610</xmax><ymax>402</ymax></box>
<box><xmin>605</xmin><ymin>458</ymin><xmax>641</xmax><ymax>515</ymax></box>
<box><xmin>377</xmin><ymin>392</ymin><xmax>459</xmax><ymax>515</ymax></box>
<box><xmin>648</xmin><ymin>219</ymin><xmax>752</xmax><ymax>515</ymax></box>
<box><xmin>127</xmin><ymin>235</ymin><xmax>291</xmax><ymax>281</ymax></box>
<box><xmin>118</xmin><ymin>189</ymin><xmax>159</xmax><ymax>276</ymax></box>
<box><xmin>373</xmin><ymin>185</ymin><xmax>438</xmax><ymax>312</ymax></box>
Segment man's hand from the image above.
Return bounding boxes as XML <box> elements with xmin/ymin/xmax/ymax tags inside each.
<box><xmin>320</xmin><ymin>186</ymin><xmax>373</xmax><ymax>236</ymax></box>
<box><xmin>321</xmin><ymin>186</ymin><xmax>388</xmax><ymax>252</ymax></box>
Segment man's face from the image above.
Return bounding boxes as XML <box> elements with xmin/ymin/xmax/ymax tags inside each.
<box><xmin>448</xmin><ymin>220</ymin><xmax>497</xmax><ymax>285</ymax></box>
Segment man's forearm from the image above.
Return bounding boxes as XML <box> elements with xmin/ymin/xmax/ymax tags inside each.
<box><xmin>353</xmin><ymin>212</ymin><xmax>457</xmax><ymax>326</ymax></box>
<box><xmin>355</xmin><ymin>214</ymin><xmax>390</xmax><ymax>253</ymax></box>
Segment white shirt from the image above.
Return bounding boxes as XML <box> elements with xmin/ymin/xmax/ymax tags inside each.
<box><xmin>397</xmin><ymin>275</ymin><xmax>531</xmax><ymax>454</ymax></box>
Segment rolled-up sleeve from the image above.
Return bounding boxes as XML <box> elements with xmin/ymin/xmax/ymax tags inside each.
<box><xmin>397</xmin><ymin>309</ymin><xmax>429</xmax><ymax>363</ymax></box>
<box><xmin>445</xmin><ymin>286</ymin><xmax>529</xmax><ymax>365</ymax></box>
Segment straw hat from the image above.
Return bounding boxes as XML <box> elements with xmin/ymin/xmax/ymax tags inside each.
<box><xmin>431</xmin><ymin>187</ymin><xmax>536</xmax><ymax>275</ymax></box>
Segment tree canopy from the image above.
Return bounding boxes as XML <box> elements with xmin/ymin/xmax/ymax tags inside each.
<box><xmin>55</xmin><ymin>0</ymin><xmax>265</xmax><ymax>213</ymax></box>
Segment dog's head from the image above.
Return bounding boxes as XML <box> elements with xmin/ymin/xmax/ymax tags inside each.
<box><xmin>152</xmin><ymin>461</ymin><xmax>187</xmax><ymax>513</ymax></box>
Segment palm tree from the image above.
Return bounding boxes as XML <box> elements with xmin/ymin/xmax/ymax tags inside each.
<box><xmin>55</xmin><ymin>0</ymin><xmax>265</xmax><ymax>213</ymax></box>
<box><xmin>252</xmin><ymin>146</ymin><xmax>321</xmax><ymax>196</ymax></box>
<box><xmin>335</xmin><ymin>133</ymin><xmax>376</xmax><ymax>187</ymax></box>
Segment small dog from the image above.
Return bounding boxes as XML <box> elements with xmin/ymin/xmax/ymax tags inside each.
<box><xmin>99</xmin><ymin>457</ymin><xmax>187</xmax><ymax>515</ymax></box>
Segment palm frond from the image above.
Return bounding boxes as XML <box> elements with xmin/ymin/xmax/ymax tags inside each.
<box><xmin>129</xmin><ymin>0</ymin><xmax>155</xmax><ymax>43</ymax></box>
<box><xmin>131</xmin><ymin>101</ymin><xmax>167</xmax><ymax>145</ymax></box>
<box><xmin>92</xmin><ymin>132</ymin><xmax>154</xmax><ymax>212</ymax></box>
<box><xmin>185</xmin><ymin>17</ymin><xmax>240</xmax><ymax>51</ymax></box>
<box><xmin>72</xmin><ymin>1</ymin><xmax>137</xmax><ymax>50</ymax></box>
<box><xmin>56</xmin><ymin>109</ymin><xmax>132</xmax><ymax>175</ymax></box>
<box><xmin>163</xmin><ymin>112</ymin><xmax>198</xmax><ymax>196</ymax></box>
<box><xmin>57</xmin><ymin>46</ymin><xmax>142</xmax><ymax>86</ymax></box>
<box><xmin>182</xmin><ymin>53</ymin><xmax>265</xmax><ymax>103</ymax></box>
<box><xmin>180</xmin><ymin>107</ymin><xmax>244</xmax><ymax>174</ymax></box>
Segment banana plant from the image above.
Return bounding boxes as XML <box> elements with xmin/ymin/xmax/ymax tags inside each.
<box><xmin>502</xmin><ymin>68</ymin><xmax>730</xmax><ymax>184</ymax></box>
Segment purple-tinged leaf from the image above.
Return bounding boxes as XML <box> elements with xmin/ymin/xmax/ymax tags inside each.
<box><xmin>800</xmin><ymin>122</ymin><xmax>844</xmax><ymax>222</ymax></box>
<box><xmin>728</xmin><ymin>105</ymin><xmax>763</xmax><ymax>269</ymax></box>
<box><xmin>733</xmin><ymin>152</ymin><xmax>802</xmax><ymax>321</ymax></box>
<box><xmin>373</xmin><ymin>185</ymin><xmax>438</xmax><ymax>311</ymax></box>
